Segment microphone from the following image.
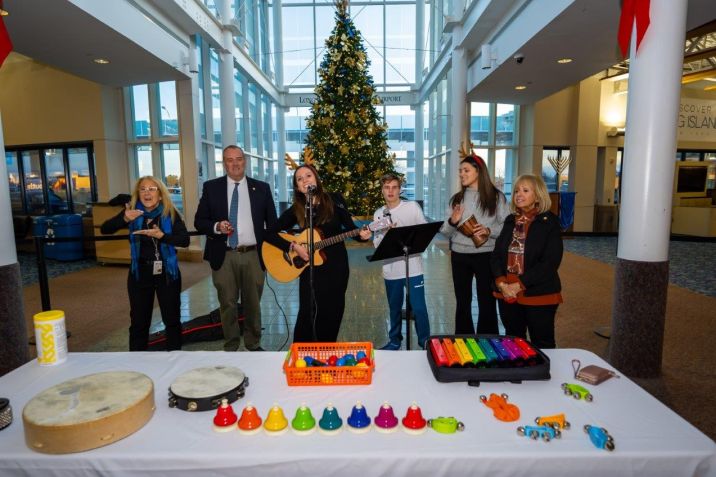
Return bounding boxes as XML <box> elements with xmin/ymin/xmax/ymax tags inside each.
<box><xmin>306</xmin><ymin>184</ymin><xmax>317</xmax><ymax>194</ymax></box>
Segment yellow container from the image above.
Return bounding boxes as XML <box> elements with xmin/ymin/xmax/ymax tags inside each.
<box><xmin>33</xmin><ymin>310</ymin><xmax>68</xmax><ymax>366</ymax></box>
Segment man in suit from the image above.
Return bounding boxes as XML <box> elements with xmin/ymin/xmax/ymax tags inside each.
<box><xmin>195</xmin><ymin>145</ymin><xmax>277</xmax><ymax>351</ymax></box>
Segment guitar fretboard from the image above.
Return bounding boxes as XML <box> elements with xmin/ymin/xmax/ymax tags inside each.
<box><xmin>315</xmin><ymin>228</ymin><xmax>361</xmax><ymax>250</ymax></box>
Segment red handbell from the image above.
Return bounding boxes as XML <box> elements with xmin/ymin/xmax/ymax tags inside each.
<box><xmin>213</xmin><ymin>398</ymin><xmax>238</xmax><ymax>432</ymax></box>
<box><xmin>402</xmin><ymin>402</ymin><xmax>427</xmax><ymax>431</ymax></box>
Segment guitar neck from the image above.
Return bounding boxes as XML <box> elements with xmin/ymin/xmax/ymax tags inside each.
<box><xmin>315</xmin><ymin>228</ymin><xmax>361</xmax><ymax>250</ymax></box>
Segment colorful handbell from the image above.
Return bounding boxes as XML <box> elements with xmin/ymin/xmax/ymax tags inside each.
<box><xmin>237</xmin><ymin>402</ymin><xmax>263</xmax><ymax>435</ymax></box>
<box><xmin>263</xmin><ymin>403</ymin><xmax>289</xmax><ymax>435</ymax></box>
<box><xmin>213</xmin><ymin>398</ymin><xmax>238</xmax><ymax>433</ymax></box>
<box><xmin>402</xmin><ymin>402</ymin><xmax>427</xmax><ymax>435</ymax></box>
<box><xmin>347</xmin><ymin>401</ymin><xmax>371</xmax><ymax>433</ymax></box>
<box><xmin>318</xmin><ymin>403</ymin><xmax>343</xmax><ymax>435</ymax></box>
<box><xmin>374</xmin><ymin>402</ymin><xmax>399</xmax><ymax>433</ymax></box>
<box><xmin>291</xmin><ymin>403</ymin><xmax>317</xmax><ymax>435</ymax></box>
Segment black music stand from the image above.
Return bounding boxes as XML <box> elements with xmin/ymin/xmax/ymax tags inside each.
<box><xmin>368</xmin><ymin>221</ymin><xmax>442</xmax><ymax>350</ymax></box>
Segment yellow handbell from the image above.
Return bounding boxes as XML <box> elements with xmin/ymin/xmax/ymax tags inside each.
<box><xmin>263</xmin><ymin>403</ymin><xmax>289</xmax><ymax>435</ymax></box>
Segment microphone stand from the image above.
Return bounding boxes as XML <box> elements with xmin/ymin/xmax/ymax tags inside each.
<box><xmin>306</xmin><ymin>188</ymin><xmax>316</xmax><ymax>340</ymax></box>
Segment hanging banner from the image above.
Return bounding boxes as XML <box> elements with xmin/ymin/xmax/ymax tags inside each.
<box><xmin>677</xmin><ymin>98</ymin><xmax>716</xmax><ymax>142</ymax></box>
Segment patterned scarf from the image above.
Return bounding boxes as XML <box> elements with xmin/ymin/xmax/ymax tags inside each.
<box><xmin>128</xmin><ymin>203</ymin><xmax>178</xmax><ymax>281</ymax></box>
<box><xmin>507</xmin><ymin>208</ymin><xmax>539</xmax><ymax>275</ymax></box>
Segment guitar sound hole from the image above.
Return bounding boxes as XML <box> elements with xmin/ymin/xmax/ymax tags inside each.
<box><xmin>293</xmin><ymin>256</ymin><xmax>306</xmax><ymax>268</ymax></box>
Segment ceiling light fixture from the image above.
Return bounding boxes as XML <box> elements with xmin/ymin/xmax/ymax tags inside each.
<box><xmin>0</xmin><ymin>8</ymin><xmax>8</xmax><ymax>16</ymax></box>
<box><xmin>557</xmin><ymin>58</ymin><xmax>572</xmax><ymax>64</ymax></box>
<box><xmin>515</xmin><ymin>85</ymin><xmax>527</xmax><ymax>90</ymax></box>
<box><xmin>93</xmin><ymin>58</ymin><xmax>110</xmax><ymax>65</ymax></box>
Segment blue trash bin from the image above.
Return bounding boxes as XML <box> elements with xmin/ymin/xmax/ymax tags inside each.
<box><xmin>32</xmin><ymin>214</ymin><xmax>83</xmax><ymax>261</ymax></box>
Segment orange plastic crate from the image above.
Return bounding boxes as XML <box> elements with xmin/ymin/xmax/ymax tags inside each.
<box><xmin>283</xmin><ymin>342</ymin><xmax>375</xmax><ymax>386</ymax></box>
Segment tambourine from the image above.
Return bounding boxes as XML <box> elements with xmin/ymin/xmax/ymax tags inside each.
<box><xmin>0</xmin><ymin>398</ymin><xmax>12</xmax><ymax>431</ymax></box>
<box><xmin>168</xmin><ymin>366</ymin><xmax>249</xmax><ymax>412</ymax></box>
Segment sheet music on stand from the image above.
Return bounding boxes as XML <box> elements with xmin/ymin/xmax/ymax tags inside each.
<box><xmin>368</xmin><ymin>221</ymin><xmax>442</xmax><ymax>350</ymax></box>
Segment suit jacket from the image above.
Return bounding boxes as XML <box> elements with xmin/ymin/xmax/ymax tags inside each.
<box><xmin>194</xmin><ymin>175</ymin><xmax>277</xmax><ymax>271</ymax></box>
<box><xmin>490</xmin><ymin>211</ymin><xmax>563</xmax><ymax>296</ymax></box>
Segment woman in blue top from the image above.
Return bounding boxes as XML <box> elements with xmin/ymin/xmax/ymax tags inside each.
<box><xmin>101</xmin><ymin>176</ymin><xmax>189</xmax><ymax>351</ymax></box>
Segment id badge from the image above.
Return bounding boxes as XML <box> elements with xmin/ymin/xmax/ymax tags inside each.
<box><xmin>152</xmin><ymin>260</ymin><xmax>163</xmax><ymax>275</ymax></box>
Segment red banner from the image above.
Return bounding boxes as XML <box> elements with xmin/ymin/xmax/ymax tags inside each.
<box><xmin>617</xmin><ymin>0</ymin><xmax>651</xmax><ymax>58</ymax></box>
<box><xmin>0</xmin><ymin>0</ymin><xmax>12</xmax><ymax>68</ymax></box>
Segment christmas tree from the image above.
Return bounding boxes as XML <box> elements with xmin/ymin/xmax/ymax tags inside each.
<box><xmin>303</xmin><ymin>0</ymin><xmax>400</xmax><ymax>216</ymax></box>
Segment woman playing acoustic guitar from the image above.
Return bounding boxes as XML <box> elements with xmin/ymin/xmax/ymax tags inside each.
<box><xmin>264</xmin><ymin>164</ymin><xmax>372</xmax><ymax>342</ymax></box>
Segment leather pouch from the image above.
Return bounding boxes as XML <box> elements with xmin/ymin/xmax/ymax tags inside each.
<box><xmin>572</xmin><ymin>360</ymin><xmax>619</xmax><ymax>385</ymax></box>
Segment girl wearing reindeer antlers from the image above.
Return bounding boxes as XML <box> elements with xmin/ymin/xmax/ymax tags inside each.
<box><xmin>440</xmin><ymin>144</ymin><xmax>510</xmax><ymax>335</ymax></box>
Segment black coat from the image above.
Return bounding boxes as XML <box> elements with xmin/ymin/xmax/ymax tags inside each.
<box><xmin>491</xmin><ymin>211</ymin><xmax>563</xmax><ymax>296</ymax></box>
<box><xmin>194</xmin><ymin>176</ymin><xmax>277</xmax><ymax>271</ymax></box>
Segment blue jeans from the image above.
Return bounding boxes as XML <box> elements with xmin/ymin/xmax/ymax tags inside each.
<box><xmin>384</xmin><ymin>275</ymin><xmax>430</xmax><ymax>348</ymax></box>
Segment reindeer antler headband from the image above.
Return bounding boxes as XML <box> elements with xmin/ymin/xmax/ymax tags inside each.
<box><xmin>458</xmin><ymin>141</ymin><xmax>486</xmax><ymax>169</ymax></box>
<box><xmin>284</xmin><ymin>146</ymin><xmax>316</xmax><ymax>171</ymax></box>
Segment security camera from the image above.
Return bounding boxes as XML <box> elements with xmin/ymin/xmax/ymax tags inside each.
<box><xmin>514</xmin><ymin>53</ymin><xmax>525</xmax><ymax>64</ymax></box>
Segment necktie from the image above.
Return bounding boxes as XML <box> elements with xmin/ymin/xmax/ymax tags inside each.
<box><xmin>229</xmin><ymin>182</ymin><xmax>239</xmax><ymax>248</ymax></box>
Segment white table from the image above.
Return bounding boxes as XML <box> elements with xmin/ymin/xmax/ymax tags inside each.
<box><xmin>0</xmin><ymin>350</ymin><xmax>714</xmax><ymax>476</ymax></box>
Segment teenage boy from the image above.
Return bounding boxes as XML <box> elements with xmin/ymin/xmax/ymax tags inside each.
<box><xmin>372</xmin><ymin>173</ymin><xmax>431</xmax><ymax>350</ymax></box>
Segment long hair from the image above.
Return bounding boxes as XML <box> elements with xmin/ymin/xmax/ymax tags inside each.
<box><xmin>449</xmin><ymin>155</ymin><xmax>502</xmax><ymax>216</ymax></box>
<box><xmin>130</xmin><ymin>176</ymin><xmax>180</xmax><ymax>221</ymax></box>
<box><xmin>511</xmin><ymin>174</ymin><xmax>552</xmax><ymax>214</ymax></box>
<box><xmin>292</xmin><ymin>164</ymin><xmax>334</xmax><ymax>228</ymax></box>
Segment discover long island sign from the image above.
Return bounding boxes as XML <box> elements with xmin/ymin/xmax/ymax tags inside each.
<box><xmin>284</xmin><ymin>92</ymin><xmax>416</xmax><ymax>108</ymax></box>
<box><xmin>678</xmin><ymin>98</ymin><xmax>716</xmax><ymax>142</ymax></box>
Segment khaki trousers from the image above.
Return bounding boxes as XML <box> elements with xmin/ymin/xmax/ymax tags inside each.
<box><xmin>212</xmin><ymin>249</ymin><xmax>264</xmax><ymax>351</ymax></box>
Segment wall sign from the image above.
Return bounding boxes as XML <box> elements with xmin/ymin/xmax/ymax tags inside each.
<box><xmin>677</xmin><ymin>98</ymin><xmax>716</xmax><ymax>142</ymax></box>
<box><xmin>284</xmin><ymin>92</ymin><xmax>415</xmax><ymax>108</ymax></box>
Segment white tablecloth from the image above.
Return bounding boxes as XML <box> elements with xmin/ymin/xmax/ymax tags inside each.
<box><xmin>0</xmin><ymin>349</ymin><xmax>714</xmax><ymax>476</ymax></box>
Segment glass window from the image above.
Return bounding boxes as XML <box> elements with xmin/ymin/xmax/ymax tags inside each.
<box><xmin>136</xmin><ymin>145</ymin><xmax>153</xmax><ymax>178</ymax></box>
<box><xmin>234</xmin><ymin>67</ymin><xmax>245</xmax><ymax>148</ymax></box>
<box><xmin>495</xmin><ymin>149</ymin><xmax>516</xmax><ymax>198</ymax></box>
<box><xmin>132</xmin><ymin>84</ymin><xmax>151</xmax><ymax>138</ymax></box>
<box><xmin>282</xmin><ymin>6</ymin><xmax>315</xmax><ymax>86</ymax></box>
<box><xmin>215</xmin><ymin>146</ymin><xmax>224</xmax><ymax>177</ymax></box>
<box><xmin>22</xmin><ymin>150</ymin><xmax>45</xmax><ymax>215</ymax></box>
<box><xmin>161</xmin><ymin>143</ymin><xmax>183</xmax><ymax>215</ymax></box>
<box><xmin>496</xmin><ymin>104</ymin><xmax>516</xmax><ymax>146</ymax></box>
<box><xmin>210</xmin><ymin>48</ymin><xmax>222</xmax><ymax>144</ymax></box>
<box><xmin>385</xmin><ymin>4</ymin><xmax>416</xmax><ymax>84</ymax></box>
<box><xmin>245</xmin><ymin>0</ymin><xmax>257</xmax><ymax>59</ymax></box>
<box><xmin>262</xmin><ymin>94</ymin><xmax>271</xmax><ymax>156</ymax></box>
<box><xmin>197</xmin><ymin>36</ymin><xmax>206</xmax><ymax>139</ymax></box>
<box><xmin>44</xmin><ymin>149</ymin><xmax>69</xmax><ymax>214</ymax></box>
<box><xmin>248</xmin><ymin>83</ymin><xmax>259</xmax><ymax>154</ymax></box>
<box><xmin>68</xmin><ymin>147</ymin><xmax>93</xmax><ymax>215</ymax></box>
<box><xmin>684</xmin><ymin>151</ymin><xmax>701</xmax><ymax>161</ymax></box>
<box><xmin>353</xmin><ymin>5</ymin><xmax>385</xmax><ymax>84</ymax></box>
<box><xmin>542</xmin><ymin>147</ymin><xmax>570</xmax><ymax>192</ymax></box>
<box><xmin>386</xmin><ymin>105</ymin><xmax>416</xmax><ymax>199</ymax></box>
<box><xmin>470</xmin><ymin>102</ymin><xmax>490</xmax><ymax>146</ymax></box>
<box><xmin>158</xmin><ymin>82</ymin><xmax>178</xmax><ymax>137</ymax></box>
<box><xmin>6</xmin><ymin>151</ymin><xmax>22</xmax><ymax>213</ymax></box>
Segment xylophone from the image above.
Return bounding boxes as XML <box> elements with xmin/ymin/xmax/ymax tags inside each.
<box><xmin>426</xmin><ymin>335</ymin><xmax>550</xmax><ymax>385</ymax></box>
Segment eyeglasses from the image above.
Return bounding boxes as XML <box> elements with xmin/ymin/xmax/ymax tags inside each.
<box><xmin>139</xmin><ymin>186</ymin><xmax>159</xmax><ymax>193</ymax></box>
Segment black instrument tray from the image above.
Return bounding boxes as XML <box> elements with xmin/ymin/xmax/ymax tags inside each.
<box><xmin>425</xmin><ymin>334</ymin><xmax>551</xmax><ymax>386</ymax></box>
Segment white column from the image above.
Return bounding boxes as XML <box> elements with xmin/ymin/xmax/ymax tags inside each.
<box><xmin>414</xmin><ymin>0</ymin><xmax>425</xmax><ymax>89</ymax></box>
<box><xmin>414</xmin><ymin>104</ymin><xmax>424</xmax><ymax>202</ymax></box>
<box><xmin>449</xmin><ymin>46</ymin><xmax>467</xmax><ymax>196</ymax></box>
<box><xmin>272</xmin><ymin>1</ymin><xmax>284</xmax><ymax>87</ymax></box>
<box><xmin>219</xmin><ymin>0</ymin><xmax>236</xmax><ymax>149</ymax></box>
<box><xmin>219</xmin><ymin>33</ymin><xmax>236</xmax><ymax>149</ymax></box>
<box><xmin>277</xmin><ymin>108</ymin><xmax>287</xmax><ymax>203</ymax></box>
<box><xmin>618</xmin><ymin>0</ymin><xmax>687</xmax><ymax>261</ymax></box>
<box><xmin>0</xmin><ymin>112</ymin><xmax>17</xmax><ymax>267</ymax></box>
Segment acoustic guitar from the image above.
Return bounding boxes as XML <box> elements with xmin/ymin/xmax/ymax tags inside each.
<box><xmin>262</xmin><ymin>217</ymin><xmax>392</xmax><ymax>282</ymax></box>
